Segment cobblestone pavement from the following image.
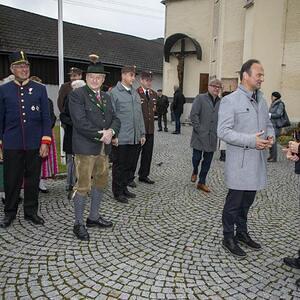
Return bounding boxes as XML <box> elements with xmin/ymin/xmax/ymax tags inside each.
<box><xmin>0</xmin><ymin>125</ymin><xmax>300</xmax><ymax>299</ymax></box>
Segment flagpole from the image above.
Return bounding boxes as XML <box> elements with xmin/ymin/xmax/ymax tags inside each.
<box><xmin>58</xmin><ymin>0</ymin><xmax>65</xmax><ymax>164</ymax></box>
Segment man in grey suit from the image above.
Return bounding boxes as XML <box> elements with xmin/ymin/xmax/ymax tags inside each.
<box><xmin>218</xmin><ymin>59</ymin><xmax>274</xmax><ymax>257</ymax></box>
<box><xmin>69</xmin><ymin>55</ymin><xmax>120</xmax><ymax>241</ymax></box>
<box><xmin>190</xmin><ymin>79</ymin><xmax>222</xmax><ymax>193</ymax></box>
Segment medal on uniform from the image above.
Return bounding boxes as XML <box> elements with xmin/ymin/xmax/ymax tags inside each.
<box><xmin>29</xmin><ymin>88</ymin><xmax>33</xmax><ymax>95</ymax></box>
<box><xmin>36</xmin><ymin>106</ymin><xmax>39</xmax><ymax>111</ymax></box>
<box><xmin>31</xmin><ymin>105</ymin><xmax>35</xmax><ymax>111</ymax></box>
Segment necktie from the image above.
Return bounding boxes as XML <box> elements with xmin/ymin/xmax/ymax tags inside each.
<box><xmin>96</xmin><ymin>91</ymin><xmax>101</xmax><ymax>102</ymax></box>
<box><xmin>145</xmin><ymin>90</ymin><xmax>150</xmax><ymax>101</ymax></box>
<box><xmin>252</xmin><ymin>92</ymin><xmax>257</xmax><ymax>102</ymax></box>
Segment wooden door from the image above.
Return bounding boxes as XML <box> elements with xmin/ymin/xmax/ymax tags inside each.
<box><xmin>199</xmin><ymin>73</ymin><xmax>209</xmax><ymax>93</ymax></box>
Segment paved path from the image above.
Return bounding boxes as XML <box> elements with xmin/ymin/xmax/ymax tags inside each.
<box><xmin>0</xmin><ymin>125</ymin><xmax>299</xmax><ymax>299</ymax></box>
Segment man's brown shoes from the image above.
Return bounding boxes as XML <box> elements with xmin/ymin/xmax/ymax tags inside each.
<box><xmin>196</xmin><ymin>183</ymin><xmax>211</xmax><ymax>193</ymax></box>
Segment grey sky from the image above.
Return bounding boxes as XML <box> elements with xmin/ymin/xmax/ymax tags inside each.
<box><xmin>0</xmin><ymin>0</ymin><xmax>165</xmax><ymax>39</ymax></box>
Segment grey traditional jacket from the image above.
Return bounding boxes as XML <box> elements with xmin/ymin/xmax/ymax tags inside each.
<box><xmin>110</xmin><ymin>82</ymin><xmax>145</xmax><ymax>145</ymax></box>
<box><xmin>69</xmin><ymin>86</ymin><xmax>120</xmax><ymax>155</ymax></box>
<box><xmin>190</xmin><ymin>92</ymin><xmax>220</xmax><ymax>152</ymax></box>
<box><xmin>217</xmin><ymin>85</ymin><xmax>275</xmax><ymax>191</ymax></box>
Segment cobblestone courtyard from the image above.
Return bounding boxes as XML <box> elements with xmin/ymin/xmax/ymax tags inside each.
<box><xmin>0</xmin><ymin>125</ymin><xmax>299</xmax><ymax>299</ymax></box>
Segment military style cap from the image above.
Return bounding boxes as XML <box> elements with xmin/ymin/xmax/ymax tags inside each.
<box><xmin>121</xmin><ymin>65</ymin><xmax>137</xmax><ymax>74</ymax></box>
<box><xmin>86</xmin><ymin>54</ymin><xmax>109</xmax><ymax>74</ymax></box>
<box><xmin>140</xmin><ymin>71</ymin><xmax>153</xmax><ymax>80</ymax></box>
<box><xmin>9</xmin><ymin>50</ymin><xmax>30</xmax><ymax>66</ymax></box>
<box><xmin>68</xmin><ymin>67</ymin><xmax>82</xmax><ymax>75</ymax></box>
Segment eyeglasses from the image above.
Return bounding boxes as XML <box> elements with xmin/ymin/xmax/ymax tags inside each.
<box><xmin>13</xmin><ymin>64</ymin><xmax>30</xmax><ymax>69</ymax></box>
<box><xmin>209</xmin><ymin>85</ymin><xmax>222</xmax><ymax>89</ymax></box>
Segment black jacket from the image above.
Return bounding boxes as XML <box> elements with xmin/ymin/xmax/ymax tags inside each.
<box><xmin>173</xmin><ymin>89</ymin><xmax>186</xmax><ymax>114</ymax></box>
<box><xmin>69</xmin><ymin>87</ymin><xmax>120</xmax><ymax>155</ymax></box>
<box><xmin>60</xmin><ymin>96</ymin><xmax>73</xmax><ymax>154</ymax></box>
<box><xmin>156</xmin><ymin>94</ymin><xmax>169</xmax><ymax>115</ymax></box>
<box><xmin>48</xmin><ymin>98</ymin><xmax>57</xmax><ymax>129</ymax></box>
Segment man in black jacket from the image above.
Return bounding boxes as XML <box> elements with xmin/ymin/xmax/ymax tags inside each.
<box><xmin>60</xmin><ymin>79</ymin><xmax>86</xmax><ymax>198</ymax></box>
<box><xmin>172</xmin><ymin>86</ymin><xmax>185</xmax><ymax>134</ymax></box>
<box><xmin>69</xmin><ymin>55</ymin><xmax>120</xmax><ymax>241</ymax></box>
<box><xmin>156</xmin><ymin>89</ymin><xmax>169</xmax><ymax>132</ymax></box>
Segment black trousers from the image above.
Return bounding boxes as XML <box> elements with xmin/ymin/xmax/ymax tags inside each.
<box><xmin>129</xmin><ymin>134</ymin><xmax>154</xmax><ymax>181</ymax></box>
<box><xmin>192</xmin><ymin>149</ymin><xmax>214</xmax><ymax>184</ymax></box>
<box><xmin>158</xmin><ymin>113</ymin><xmax>167</xmax><ymax>130</ymax></box>
<box><xmin>3</xmin><ymin>149</ymin><xmax>42</xmax><ymax>217</ymax></box>
<box><xmin>138</xmin><ymin>134</ymin><xmax>154</xmax><ymax>179</ymax></box>
<box><xmin>112</xmin><ymin>144</ymin><xmax>140</xmax><ymax>197</ymax></box>
<box><xmin>222</xmin><ymin>189</ymin><xmax>256</xmax><ymax>239</ymax></box>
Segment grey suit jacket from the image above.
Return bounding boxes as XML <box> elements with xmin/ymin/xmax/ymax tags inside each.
<box><xmin>110</xmin><ymin>82</ymin><xmax>145</xmax><ymax>145</ymax></box>
<box><xmin>190</xmin><ymin>92</ymin><xmax>220</xmax><ymax>152</ymax></box>
<box><xmin>217</xmin><ymin>85</ymin><xmax>275</xmax><ymax>191</ymax></box>
<box><xmin>69</xmin><ymin>86</ymin><xmax>120</xmax><ymax>155</ymax></box>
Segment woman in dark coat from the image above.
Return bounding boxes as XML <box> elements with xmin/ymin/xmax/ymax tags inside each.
<box><xmin>268</xmin><ymin>92</ymin><xmax>285</xmax><ymax>162</ymax></box>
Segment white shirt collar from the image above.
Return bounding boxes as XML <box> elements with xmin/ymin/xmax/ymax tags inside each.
<box><xmin>121</xmin><ymin>83</ymin><xmax>131</xmax><ymax>91</ymax></box>
<box><xmin>142</xmin><ymin>87</ymin><xmax>149</xmax><ymax>94</ymax></box>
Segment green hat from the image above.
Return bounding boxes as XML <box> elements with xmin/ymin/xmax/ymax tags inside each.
<box><xmin>86</xmin><ymin>54</ymin><xmax>109</xmax><ymax>74</ymax></box>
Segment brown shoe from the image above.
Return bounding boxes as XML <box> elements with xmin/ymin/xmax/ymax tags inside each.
<box><xmin>197</xmin><ymin>183</ymin><xmax>211</xmax><ymax>193</ymax></box>
<box><xmin>191</xmin><ymin>173</ymin><xmax>197</xmax><ymax>182</ymax></box>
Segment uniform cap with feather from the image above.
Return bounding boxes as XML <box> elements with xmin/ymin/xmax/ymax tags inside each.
<box><xmin>86</xmin><ymin>54</ymin><xmax>109</xmax><ymax>74</ymax></box>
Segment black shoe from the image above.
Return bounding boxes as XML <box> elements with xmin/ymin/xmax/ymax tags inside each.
<box><xmin>219</xmin><ymin>150</ymin><xmax>226</xmax><ymax>162</ymax></box>
<box><xmin>283</xmin><ymin>257</ymin><xmax>300</xmax><ymax>269</ymax></box>
<box><xmin>222</xmin><ymin>238</ymin><xmax>247</xmax><ymax>258</ymax></box>
<box><xmin>67</xmin><ymin>190</ymin><xmax>73</xmax><ymax>200</ymax></box>
<box><xmin>24</xmin><ymin>214</ymin><xmax>45</xmax><ymax>225</ymax></box>
<box><xmin>114</xmin><ymin>195</ymin><xmax>129</xmax><ymax>204</ymax></box>
<box><xmin>66</xmin><ymin>185</ymin><xmax>73</xmax><ymax>192</ymax></box>
<box><xmin>172</xmin><ymin>131</ymin><xmax>180</xmax><ymax>134</ymax></box>
<box><xmin>128</xmin><ymin>181</ymin><xmax>137</xmax><ymax>188</ymax></box>
<box><xmin>0</xmin><ymin>215</ymin><xmax>16</xmax><ymax>228</ymax></box>
<box><xmin>158</xmin><ymin>128</ymin><xmax>162</xmax><ymax>132</ymax></box>
<box><xmin>236</xmin><ymin>232</ymin><xmax>261</xmax><ymax>250</ymax></box>
<box><xmin>1</xmin><ymin>197</ymin><xmax>5</xmax><ymax>205</ymax></box>
<box><xmin>124</xmin><ymin>188</ymin><xmax>136</xmax><ymax>198</ymax></box>
<box><xmin>39</xmin><ymin>188</ymin><xmax>49</xmax><ymax>194</ymax></box>
<box><xmin>164</xmin><ymin>128</ymin><xmax>168</xmax><ymax>132</ymax></box>
<box><xmin>296</xmin><ymin>278</ymin><xmax>300</xmax><ymax>287</ymax></box>
<box><xmin>73</xmin><ymin>224</ymin><xmax>90</xmax><ymax>241</ymax></box>
<box><xmin>139</xmin><ymin>177</ymin><xmax>155</xmax><ymax>184</ymax></box>
<box><xmin>86</xmin><ymin>216</ymin><xmax>113</xmax><ymax>228</ymax></box>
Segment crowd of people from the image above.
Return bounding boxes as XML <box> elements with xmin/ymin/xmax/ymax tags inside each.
<box><xmin>0</xmin><ymin>51</ymin><xmax>299</xmax><ymax>286</ymax></box>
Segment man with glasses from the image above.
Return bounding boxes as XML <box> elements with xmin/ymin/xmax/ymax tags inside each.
<box><xmin>0</xmin><ymin>51</ymin><xmax>52</xmax><ymax>228</ymax></box>
<box><xmin>190</xmin><ymin>79</ymin><xmax>222</xmax><ymax>193</ymax></box>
